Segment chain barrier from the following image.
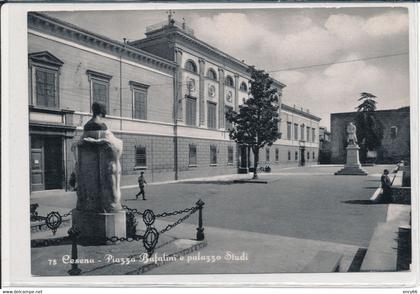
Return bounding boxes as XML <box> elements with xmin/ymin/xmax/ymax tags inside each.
<box><xmin>31</xmin><ymin>199</ymin><xmax>205</xmax><ymax>276</ymax></box>
<box><xmin>159</xmin><ymin>207</ymin><xmax>198</xmax><ymax>234</ymax></box>
<box><xmin>122</xmin><ymin>205</ymin><xmax>143</xmax><ymax>216</ymax></box>
<box><xmin>31</xmin><ymin>236</ymin><xmax>70</xmax><ymax>248</ymax></box>
<box><xmin>105</xmin><ymin>235</ymin><xmax>143</xmax><ymax>243</ymax></box>
<box><xmin>155</xmin><ymin>206</ymin><xmax>197</xmax><ymax>218</ymax></box>
<box><xmin>30</xmin><ymin>206</ymin><xmax>73</xmax><ymax>235</ymax></box>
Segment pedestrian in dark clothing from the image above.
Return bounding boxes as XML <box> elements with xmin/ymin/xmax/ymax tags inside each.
<box><xmin>136</xmin><ymin>172</ymin><xmax>147</xmax><ymax>200</ymax></box>
<box><xmin>380</xmin><ymin>169</ymin><xmax>393</xmax><ymax>203</ymax></box>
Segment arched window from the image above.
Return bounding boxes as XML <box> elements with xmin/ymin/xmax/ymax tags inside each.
<box><xmin>185</xmin><ymin>60</ymin><xmax>197</xmax><ymax>73</ymax></box>
<box><xmin>225</xmin><ymin>76</ymin><xmax>234</xmax><ymax>87</ymax></box>
<box><xmin>240</xmin><ymin>82</ymin><xmax>247</xmax><ymax>91</ymax></box>
<box><xmin>207</xmin><ymin>68</ymin><xmax>217</xmax><ymax>80</ymax></box>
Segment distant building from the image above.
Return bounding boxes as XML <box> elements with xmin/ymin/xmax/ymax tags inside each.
<box><xmin>318</xmin><ymin>126</ymin><xmax>331</xmax><ymax>164</ymax></box>
<box><xmin>330</xmin><ymin>107</ymin><xmax>410</xmax><ymax>164</ymax></box>
<box><xmin>28</xmin><ymin>12</ymin><xmax>321</xmax><ymax>191</ymax></box>
<box><xmin>319</xmin><ymin>126</ymin><xmax>331</xmax><ymax>144</ymax></box>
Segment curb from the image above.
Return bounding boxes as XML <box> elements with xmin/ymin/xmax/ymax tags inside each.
<box><xmin>125</xmin><ymin>240</ymin><xmax>208</xmax><ymax>275</ymax></box>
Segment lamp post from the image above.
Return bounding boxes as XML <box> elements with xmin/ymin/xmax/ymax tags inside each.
<box><xmin>299</xmin><ymin>140</ymin><xmax>305</xmax><ymax>167</ymax></box>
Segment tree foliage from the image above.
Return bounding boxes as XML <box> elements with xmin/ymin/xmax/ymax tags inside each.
<box><xmin>354</xmin><ymin>92</ymin><xmax>383</xmax><ymax>163</ymax></box>
<box><xmin>226</xmin><ymin>66</ymin><xmax>281</xmax><ymax>178</ymax></box>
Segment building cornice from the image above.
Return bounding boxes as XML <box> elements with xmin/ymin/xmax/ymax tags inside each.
<box><xmin>282</xmin><ymin>104</ymin><xmax>321</xmax><ymax>122</ymax></box>
<box><xmin>174</xmin><ymin>31</ymin><xmax>286</xmax><ymax>89</ymax></box>
<box><xmin>28</xmin><ymin>13</ymin><xmax>177</xmax><ymax>74</ymax></box>
<box><xmin>133</xmin><ymin>27</ymin><xmax>286</xmax><ymax>89</ymax></box>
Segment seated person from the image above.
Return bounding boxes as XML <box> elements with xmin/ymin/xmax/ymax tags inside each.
<box><xmin>379</xmin><ymin>169</ymin><xmax>393</xmax><ymax>203</ymax></box>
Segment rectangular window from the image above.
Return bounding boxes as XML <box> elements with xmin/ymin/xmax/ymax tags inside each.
<box><xmin>132</xmin><ymin>86</ymin><xmax>148</xmax><ymax>120</ymax></box>
<box><xmin>275</xmin><ymin>148</ymin><xmax>279</xmax><ymax>162</ymax></box>
<box><xmin>35</xmin><ymin>67</ymin><xmax>58</xmax><ymax>108</ymax></box>
<box><xmin>287</xmin><ymin>122</ymin><xmax>292</xmax><ymax>140</ymax></box>
<box><xmin>307</xmin><ymin>126</ymin><xmax>310</xmax><ymax>142</ymax></box>
<box><xmin>189</xmin><ymin>144</ymin><xmax>197</xmax><ymax>166</ymax></box>
<box><xmin>227</xmin><ymin>146</ymin><xmax>234</xmax><ymax>165</ymax></box>
<box><xmin>266</xmin><ymin>148</ymin><xmax>270</xmax><ymax>162</ymax></box>
<box><xmin>294</xmin><ymin>124</ymin><xmax>298</xmax><ymax>140</ymax></box>
<box><xmin>295</xmin><ymin>151</ymin><xmax>298</xmax><ymax>160</ymax></box>
<box><xmin>207</xmin><ymin>102</ymin><xmax>217</xmax><ymax>129</ymax></box>
<box><xmin>307</xmin><ymin>151</ymin><xmax>310</xmax><ymax>160</ymax></box>
<box><xmin>135</xmin><ymin>146</ymin><xmax>147</xmax><ymax>167</ymax></box>
<box><xmin>186</xmin><ymin>97</ymin><xmax>197</xmax><ymax>126</ymax></box>
<box><xmin>301</xmin><ymin>125</ymin><xmax>305</xmax><ymax>141</ymax></box>
<box><xmin>313</xmin><ymin>152</ymin><xmax>315</xmax><ymax>159</ymax></box>
<box><xmin>288</xmin><ymin>151</ymin><xmax>291</xmax><ymax>161</ymax></box>
<box><xmin>225</xmin><ymin>106</ymin><xmax>233</xmax><ymax>130</ymax></box>
<box><xmin>87</xmin><ymin>70</ymin><xmax>111</xmax><ymax>112</ymax></box>
<box><xmin>312</xmin><ymin>128</ymin><xmax>316</xmax><ymax>142</ymax></box>
<box><xmin>92</xmin><ymin>80</ymin><xmax>108</xmax><ymax>106</ymax></box>
<box><xmin>210</xmin><ymin>145</ymin><xmax>217</xmax><ymax>165</ymax></box>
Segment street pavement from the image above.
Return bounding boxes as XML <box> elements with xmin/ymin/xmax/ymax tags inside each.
<box><xmin>33</xmin><ymin>165</ymin><xmax>392</xmax><ymax>247</ymax></box>
<box><xmin>30</xmin><ymin>164</ymin><xmax>394</xmax><ymax>274</ymax></box>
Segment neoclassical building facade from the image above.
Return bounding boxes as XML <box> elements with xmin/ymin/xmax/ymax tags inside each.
<box><xmin>28</xmin><ymin>12</ymin><xmax>320</xmax><ymax>191</ymax></box>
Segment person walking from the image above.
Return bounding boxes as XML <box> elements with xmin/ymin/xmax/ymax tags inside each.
<box><xmin>380</xmin><ymin>169</ymin><xmax>392</xmax><ymax>203</ymax></box>
<box><xmin>136</xmin><ymin>172</ymin><xmax>147</xmax><ymax>200</ymax></box>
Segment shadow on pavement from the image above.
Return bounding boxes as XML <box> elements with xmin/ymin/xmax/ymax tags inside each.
<box><xmin>363</xmin><ymin>187</ymin><xmax>380</xmax><ymax>190</ymax></box>
<box><xmin>176</xmin><ymin>181</ymin><xmax>241</xmax><ymax>185</ymax></box>
<box><xmin>342</xmin><ymin>200</ymin><xmax>378</xmax><ymax>205</ymax></box>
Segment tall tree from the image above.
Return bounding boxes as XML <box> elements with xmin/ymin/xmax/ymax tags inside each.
<box><xmin>226</xmin><ymin>66</ymin><xmax>281</xmax><ymax>179</ymax></box>
<box><xmin>355</xmin><ymin>92</ymin><xmax>383</xmax><ymax>163</ymax></box>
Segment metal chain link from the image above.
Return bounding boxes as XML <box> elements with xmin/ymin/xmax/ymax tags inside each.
<box><xmin>122</xmin><ymin>205</ymin><xmax>143</xmax><ymax>216</ymax></box>
<box><xmin>155</xmin><ymin>206</ymin><xmax>197</xmax><ymax>218</ymax></box>
<box><xmin>31</xmin><ymin>236</ymin><xmax>69</xmax><ymax>248</ymax></box>
<box><xmin>159</xmin><ymin>207</ymin><xmax>198</xmax><ymax>234</ymax></box>
<box><xmin>105</xmin><ymin>235</ymin><xmax>143</xmax><ymax>243</ymax></box>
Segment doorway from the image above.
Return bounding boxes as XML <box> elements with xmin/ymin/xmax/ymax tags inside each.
<box><xmin>299</xmin><ymin>147</ymin><xmax>306</xmax><ymax>166</ymax></box>
<box><xmin>31</xmin><ymin>136</ymin><xmax>64</xmax><ymax>191</ymax></box>
<box><xmin>238</xmin><ymin>145</ymin><xmax>249</xmax><ymax>174</ymax></box>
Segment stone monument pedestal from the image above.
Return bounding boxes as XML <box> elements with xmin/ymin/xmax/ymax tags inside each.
<box><xmin>335</xmin><ymin>145</ymin><xmax>368</xmax><ymax>176</ymax></box>
<box><xmin>72</xmin><ymin>209</ymin><xmax>126</xmax><ymax>245</ymax></box>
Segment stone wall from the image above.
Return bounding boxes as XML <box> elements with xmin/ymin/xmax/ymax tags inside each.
<box><xmin>330</xmin><ymin>108</ymin><xmax>410</xmax><ymax>164</ymax></box>
<box><xmin>176</xmin><ymin>137</ymin><xmax>237</xmax><ymax>179</ymax></box>
<box><xmin>63</xmin><ymin>131</ymin><xmax>320</xmax><ymax>189</ymax></box>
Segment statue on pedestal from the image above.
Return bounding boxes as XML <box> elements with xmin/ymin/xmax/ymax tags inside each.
<box><xmin>346</xmin><ymin>122</ymin><xmax>358</xmax><ymax>146</ymax></box>
<box><xmin>74</xmin><ymin>102</ymin><xmax>123</xmax><ymax>212</ymax></box>
<box><xmin>71</xmin><ymin>102</ymin><xmax>126</xmax><ymax>243</ymax></box>
<box><xmin>335</xmin><ymin>122</ymin><xmax>368</xmax><ymax>176</ymax></box>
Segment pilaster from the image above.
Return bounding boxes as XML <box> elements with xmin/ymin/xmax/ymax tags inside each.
<box><xmin>234</xmin><ymin>74</ymin><xmax>239</xmax><ymax>111</ymax></box>
<box><xmin>198</xmin><ymin>58</ymin><xmax>206</xmax><ymax>126</ymax></box>
<box><xmin>175</xmin><ymin>48</ymin><xmax>183</xmax><ymax>121</ymax></box>
<box><xmin>218</xmin><ymin>68</ymin><xmax>225</xmax><ymax>129</ymax></box>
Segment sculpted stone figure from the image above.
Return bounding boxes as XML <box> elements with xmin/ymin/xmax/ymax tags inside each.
<box><xmin>346</xmin><ymin>122</ymin><xmax>358</xmax><ymax>146</ymax></box>
<box><xmin>73</xmin><ymin>102</ymin><xmax>123</xmax><ymax>212</ymax></box>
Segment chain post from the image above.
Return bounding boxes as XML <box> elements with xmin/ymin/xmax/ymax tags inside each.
<box><xmin>196</xmin><ymin>199</ymin><xmax>205</xmax><ymax>241</ymax></box>
<box><xmin>67</xmin><ymin>227</ymin><xmax>82</xmax><ymax>276</ymax></box>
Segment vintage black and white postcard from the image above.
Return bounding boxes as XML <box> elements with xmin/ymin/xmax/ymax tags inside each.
<box><xmin>1</xmin><ymin>1</ymin><xmax>418</xmax><ymax>288</ymax></box>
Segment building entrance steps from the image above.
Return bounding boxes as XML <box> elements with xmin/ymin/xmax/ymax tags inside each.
<box><xmin>301</xmin><ymin>250</ymin><xmax>342</xmax><ymax>272</ymax></box>
<box><xmin>360</xmin><ymin>204</ymin><xmax>411</xmax><ymax>271</ymax></box>
<box><xmin>141</xmin><ymin>221</ymin><xmax>361</xmax><ymax>274</ymax></box>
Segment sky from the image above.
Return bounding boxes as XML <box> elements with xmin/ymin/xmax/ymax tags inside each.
<box><xmin>46</xmin><ymin>7</ymin><xmax>410</xmax><ymax>128</ymax></box>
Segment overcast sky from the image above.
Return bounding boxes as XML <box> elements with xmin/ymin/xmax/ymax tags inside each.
<box><xmin>46</xmin><ymin>7</ymin><xmax>410</xmax><ymax>128</ymax></box>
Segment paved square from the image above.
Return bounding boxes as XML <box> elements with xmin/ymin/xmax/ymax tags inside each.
<box><xmin>33</xmin><ymin>165</ymin><xmax>392</xmax><ymax>248</ymax></box>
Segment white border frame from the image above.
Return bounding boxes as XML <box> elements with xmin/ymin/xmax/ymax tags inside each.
<box><xmin>1</xmin><ymin>2</ymin><xmax>419</xmax><ymax>288</ymax></box>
